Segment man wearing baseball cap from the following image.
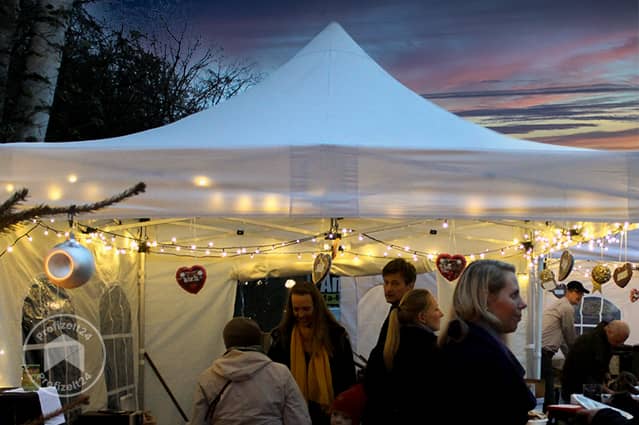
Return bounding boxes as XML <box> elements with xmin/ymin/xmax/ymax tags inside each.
<box><xmin>541</xmin><ymin>280</ymin><xmax>589</xmax><ymax>410</ymax></box>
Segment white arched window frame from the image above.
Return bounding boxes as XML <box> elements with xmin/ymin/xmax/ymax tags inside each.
<box><xmin>100</xmin><ymin>285</ymin><xmax>135</xmax><ymax>410</ymax></box>
<box><xmin>574</xmin><ymin>295</ymin><xmax>622</xmax><ymax>336</ymax></box>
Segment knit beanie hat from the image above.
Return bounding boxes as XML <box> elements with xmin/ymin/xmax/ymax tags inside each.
<box><xmin>331</xmin><ymin>383</ymin><xmax>366</xmax><ymax>425</ymax></box>
<box><xmin>223</xmin><ymin>317</ymin><xmax>263</xmax><ymax>349</ymax></box>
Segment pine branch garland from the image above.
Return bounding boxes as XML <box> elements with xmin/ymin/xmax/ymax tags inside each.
<box><xmin>0</xmin><ymin>188</ymin><xmax>29</xmax><ymax>217</ymax></box>
<box><xmin>0</xmin><ymin>182</ymin><xmax>146</xmax><ymax>233</ymax></box>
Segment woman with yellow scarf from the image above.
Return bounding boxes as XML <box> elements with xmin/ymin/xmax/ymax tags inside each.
<box><xmin>269</xmin><ymin>281</ymin><xmax>356</xmax><ymax>425</ymax></box>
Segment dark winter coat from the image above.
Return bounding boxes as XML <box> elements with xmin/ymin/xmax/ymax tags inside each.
<box><xmin>363</xmin><ymin>324</ymin><xmax>441</xmax><ymax>424</ymax></box>
<box><xmin>438</xmin><ymin>320</ymin><xmax>536</xmax><ymax>425</ymax></box>
<box><xmin>561</xmin><ymin>321</ymin><xmax>613</xmax><ymax>401</ymax></box>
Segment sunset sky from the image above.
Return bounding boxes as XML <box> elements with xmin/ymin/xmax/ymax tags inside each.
<box><xmin>96</xmin><ymin>0</ymin><xmax>638</xmax><ymax>149</ymax></box>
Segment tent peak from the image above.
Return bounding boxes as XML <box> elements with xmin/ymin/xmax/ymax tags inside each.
<box><xmin>292</xmin><ymin>21</ymin><xmax>368</xmax><ymax>60</ymax></box>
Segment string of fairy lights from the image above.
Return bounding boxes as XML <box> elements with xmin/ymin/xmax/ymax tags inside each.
<box><xmin>0</xmin><ymin>218</ymin><xmax>635</xmax><ymax>267</ymax></box>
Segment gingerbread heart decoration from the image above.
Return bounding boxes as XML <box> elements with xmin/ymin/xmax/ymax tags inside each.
<box><xmin>176</xmin><ymin>265</ymin><xmax>207</xmax><ymax>294</ymax></box>
<box><xmin>558</xmin><ymin>250</ymin><xmax>574</xmax><ymax>282</ymax></box>
<box><xmin>436</xmin><ymin>254</ymin><xmax>467</xmax><ymax>282</ymax></box>
<box><xmin>631</xmin><ymin>289</ymin><xmax>639</xmax><ymax>303</ymax></box>
<box><xmin>312</xmin><ymin>253</ymin><xmax>332</xmax><ymax>285</ymax></box>
<box><xmin>614</xmin><ymin>263</ymin><xmax>633</xmax><ymax>288</ymax></box>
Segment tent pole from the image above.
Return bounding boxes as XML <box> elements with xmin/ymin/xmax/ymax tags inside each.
<box><xmin>532</xmin><ymin>258</ymin><xmax>544</xmax><ymax>380</ymax></box>
<box><xmin>137</xmin><ymin>251</ymin><xmax>146</xmax><ymax>410</ymax></box>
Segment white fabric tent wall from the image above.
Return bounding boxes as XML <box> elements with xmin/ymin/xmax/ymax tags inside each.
<box><xmin>142</xmin><ymin>255</ymin><xmax>236</xmax><ymax>425</ymax></box>
<box><xmin>0</xmin><ymin>226</ymin><xmax>139</xmax><ymax>411</ymax></box>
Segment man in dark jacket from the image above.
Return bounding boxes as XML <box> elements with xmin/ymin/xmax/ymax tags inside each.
<box><xmin>561</xmin><ymin>320</ymin><xmax>630</xmax><ymax>401</ymax></box>
<box><xmin>362</xmin><ymin>258</ymin><xmax>416</xmax><ymax>424</ymax></box>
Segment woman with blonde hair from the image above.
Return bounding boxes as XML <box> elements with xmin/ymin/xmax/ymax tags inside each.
<box><xmin>268</xmin><ymin>281</ymin><xmax>356</xmax><ymax>424</ymax></box>
<box><xmin>438</xmin><ymin>259</ymin><xmax>535</xmax><ymax>425</ymax></box>
<box><xmin>364</xmin><ymin>289</ymin><xmax>443</xmax><ymax>424</ymax></box>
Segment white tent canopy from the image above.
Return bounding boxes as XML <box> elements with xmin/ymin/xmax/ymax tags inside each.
<box><xmin>0</xmin><ymin>22</ymin><xmax>637</xmax><ymax>221</ymax></box>
<box><xmin>0</xmin><ymin>22</ymin><xmax>638</xmax><ymax>425</ymax></box>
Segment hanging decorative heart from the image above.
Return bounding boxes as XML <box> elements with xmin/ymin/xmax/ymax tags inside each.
<box><xmin>630</xmin><ymin>289</ymin><xmax>639</xmax><ymax>303</ymax></box>
<box><xmin>176</xmin><ymin>265</ymin><xmax>207</xmax><ymax>294</ymax></box>
<box><xmin>557</xmin><ymin>250</ymin><xmax>574</xmax><ymax>282</ymax></box>
<box><xmin>613</xmin><ymin>263</ymin><xmax>633</xmax><ymax>288</ymax></box>
<box><xmin>436</xmin><ymin>253</ymin><xmax>467</xmax><ymax>282</ymax></box>
<box><xmin>312</xmin><ymin>253</ymin><xmax>332</xmax><ymax>285</ymax></box>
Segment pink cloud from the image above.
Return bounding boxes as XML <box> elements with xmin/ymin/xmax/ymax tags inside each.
<box><xmin>534</xmin><ymin>130</ymin><xmax>639</xmax><ymax>150</ymax></box>
<box><xmin>398</xmin><ymin>29</ymin><xmax>637</xmax><ymax>93</ymax></box>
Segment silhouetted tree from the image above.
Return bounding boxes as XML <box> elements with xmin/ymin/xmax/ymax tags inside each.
<box><xmin>1</xmin><ymin>4</ymin><xmax>261</xmax><ymax>142</ymax></box>
<box><xmin>0</xmin><ymin>0</ymin><xmax>76</xmax><ymax>141</ymax></box>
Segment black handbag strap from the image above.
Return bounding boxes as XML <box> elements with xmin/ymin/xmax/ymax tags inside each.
<box><xmin>204</xmin><ymin>380</ymin><xmax>232</xmax><ymax>422</ymax></box>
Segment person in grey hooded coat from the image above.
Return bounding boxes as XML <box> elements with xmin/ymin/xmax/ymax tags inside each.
<box><xmin>189</xmin><ymin>317</ymin><xmax>311</xmax><ymax>425</ymax></box>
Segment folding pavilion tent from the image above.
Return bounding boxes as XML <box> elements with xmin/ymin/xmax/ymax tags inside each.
<box><xmin>0</xmin><ymin>22</ymin><xmax>637</xmax><ymax>424</ymax></box>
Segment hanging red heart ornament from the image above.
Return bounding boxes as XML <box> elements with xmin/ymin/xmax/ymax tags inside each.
<box><xmin>630</xmin><ymin>289</ymin><xmax>639</xmax><ymax>303</ymax></box>
<box><xmin>436</xmin><ymin>254</ymin><xmax>467</xmax><ymax>281</ymax></box>
<box><xmin>176</xmin><ymin>265</ymin><xmax>207</xmax><ymax>294</ymax></box>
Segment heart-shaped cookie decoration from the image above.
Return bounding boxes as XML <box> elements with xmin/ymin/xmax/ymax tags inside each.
<box><xmin>558</xmin><ymin>250</ymin><xmax>574</xmax><ymax>281</ymax></box>
<box><xmin>631</xmin><ymin>288</ymin><xmax>639</xmax><ymax>303</ymax></box>
<box><xmin>436</xmin><ymin>254</ymin><xmax>467</xmax><ymax>281</ymax></box>
<box><xmin>176</xmin><ymin>265</ymin><xmax>207</xmax><ymax>294</ymax></box>
<box><xmin>614</xmin><ymin>263</ymin><xmax>633</xmax><ymax>288</ymax></box>
<box><xmin>312</xmin><ymin>253</ymin><xmax>332</xmax><ymax>284</ymax></box>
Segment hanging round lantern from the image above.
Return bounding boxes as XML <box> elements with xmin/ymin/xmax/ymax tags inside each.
<box><xmin>44</xmin><ymin>233</ymin><xmax>95</xmax><ymax>288</ymax></box>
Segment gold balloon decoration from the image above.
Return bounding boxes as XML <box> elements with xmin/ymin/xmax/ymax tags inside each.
<box><xmin>591</xmin><ymin>264</ymin><xmax>612</xmax><ymax>293</ymax></box>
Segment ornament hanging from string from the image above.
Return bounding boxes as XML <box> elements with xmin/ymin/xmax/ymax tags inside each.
<box><xmin>44</xmin><ymin>209</ymin><xmax>95</xmax><ymax>289</ymax></box>
<box><xmin>613</xmin><ymin>229</ymin><xmax>633</xmax><ymax>288</ymax></box>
